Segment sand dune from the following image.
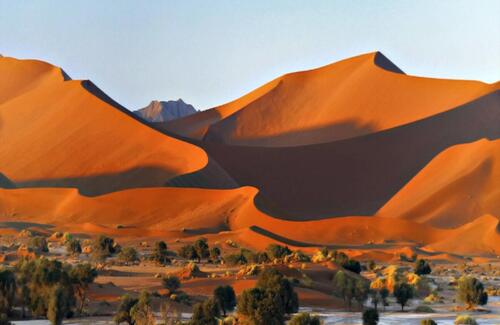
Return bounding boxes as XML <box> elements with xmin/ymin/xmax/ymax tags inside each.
<box><xmin>377</xmin><ymin>139</ymin><xmax>500</xmax><ymax>228</ymax></box>
<box><xmin>164</xmin><ymin>52</ymin><xmax>498</xmax><ymax>147</ymax></box>
<box><xmin>0</xmin><ymin>56</ymin><xmax>207</xmax><ymax>195</ymax></box>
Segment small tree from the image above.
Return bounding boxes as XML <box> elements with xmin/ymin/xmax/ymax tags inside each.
<box><xmin>266</xmin><ymin>244</ymin><xmax>291</xmax><ymax>260</ymax></box>
<box><xmin>256</xmin><ymin>268</ymin><xmax>298</xmax><ymax>314</ymax></box>
<box><xmin>47</xmin><ymin>285</ymin><xmax>66</xmax><ymax>325</ymax></box>
<box><xmin>289</xmin><ymin>312</ymin><xmax>321</xmax><ymax>325</ymax></box>
<box><xmin>193</xmin><ymin>238</ymin><xmax>209</xmax><ymax>262</ymax></box>
<box><xmin>65</xmin><ymin>238</ymin><xmax>82</xmax><ymax>256</ymax></box>
<box><xmin>178</xmin><ymin>244</ymin><xmax>198</xmax><ymax>261</ymax></box>
<box><xmin>162</xmin><ymin>275</ymin><xmax>181</xmax><ymax>295</ymax></box>
<box><xmin>0</xmin><ymin>268</ymin><xmax>16</xmax><ymax>316</ymax></box>
<box><xmin>415</xmin><ymin>259</ymin><xmax>432</xmax><ymax>276</ymax></box>
<box><xmin>213</xmin><ymin>285</ymin><xmax>236</xmax><ymax>316</ymax></box>
<box><xmin>119</xmin><ymin>247</ymin><xmax>139</xmax><ymax>265</ymax></box>
<box><xmin>151</xmin><ymin>241</ymin><xmax>170</xmax><ymax>265</ymax></box>
<box><xmin>355</xmin><ymin>279</ymin><xmax>369</xmax><ymax>308</ymax></box>
<box><xmin>362</xmin><ymin>307</ymin><xmax>379</xmax><ymax>325</ymax></box>
<box><xmin>393</xmin><ymin>282</ymin><xmax>414</xmax><ymax>311</ymax></box>
<box><xmin>191</xmin><ymin>298</ymin><xmax>220</xmax><ymax>325</ymax></box>
<box><xmin>237</xmin><ymin>287</ymin><xmax>283</xmax><ymax>325</ymax></box>
<box><xmin>131</xmin><ymin>290</ymin><xmax>155</xmax><ymax>325</ymax></box>
<box><xmin>209</xmin><ymin>247</ymin><xmax>221</xmax><ymax>261</ymax></box>
<box><xmin>343</xmin><ymin>259</ymin><xmax>362</xmax><ymax>274</ymax></box>
<box><xmin>113</xmin><ymin>294</ymin><xmax>138</xmax><ymax>325</ymax></box>
<box><xmin>380</xmin><ymin>288</ymin><xmax>389</xmax><ymax>310</ymax></box>
<box><xmin>92</xmin><ymin>235</ymin><xmax>118</xmax><ymax>262</ymax></box>
<box><xmin>420</xmin><ymin>320</ymin><xmax>437</xmax><ymax>325</ymax></box>
<box><xmin>29</xmin><ymin>236</ymin><xmax>49</xmax><ymax>254</ymax></box>
<box><xmin>69</xmin><ymin>263</ymin><xmax>97</xmax><ymax>314</ymax></box>
<box><xmin>456</xmin><ymin>276</ymin><xmax>488</xmax><ymax>309</ymax></box>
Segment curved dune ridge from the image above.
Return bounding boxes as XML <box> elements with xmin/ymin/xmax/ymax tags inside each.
<box><xmin>0</xmin><ymin>186</ymin><xmax>498</xmax><ymax>257</ymax></box>
<box><xmin>378</xmin><ymin>139</ymin><xmax>500</xmax><ymax>228</ymax></box>
<box><xmin>164</xmin><ymin>52</ymin><xmax>498</xmax><ymax>147</ymax></box>
<box><xmin>0</xmin><ymin>56</ymin><xmax>207</xmax><ymax>194</ymax></box>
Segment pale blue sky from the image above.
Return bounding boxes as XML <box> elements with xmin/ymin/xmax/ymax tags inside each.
<box><xmin>1</xmin><ymin>1</ymin><xmax>499</xmax><ymax>110</ymax></box>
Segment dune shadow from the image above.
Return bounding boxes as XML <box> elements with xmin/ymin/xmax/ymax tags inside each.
<box><xmin>0</xmin><ymin>221</ymin><xmax>55</xmax><ymax>230</ymax></box>
<box><xmin>201</xmin><ymin>90</ymin><xmax>500</xmax><ymax>220</ymax></box>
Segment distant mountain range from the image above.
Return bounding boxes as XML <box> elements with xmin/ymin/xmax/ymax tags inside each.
<box><xmin>134</xmin><ymin>99</ymin><xmax>197</xmax><ymax>122</ymax></box>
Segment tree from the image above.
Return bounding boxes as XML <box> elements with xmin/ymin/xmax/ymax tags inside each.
<box><xmin>193</xmin><ymin>238</ymin><xmax>209</xmax><ymax>262</ymax></box>
<box><xmin>414</xmin><ymin>259</ymin><xmax>432</xmax><ymax>276</ymax></box>
<box><xmin>380</xmin><ymin>287</ymin><xmax>389</xmax><ymax>310</ymax></box>
<box><xmin>113</xmin><ymin>294</ymin><xmax>138</xmax><ymax>325</ymax></box>
<box><xmin>29</xmin><ymin>236</ymin><xmax>49</xmax><ymax>254</ymax></box>
<box><xmin>362</xmin><ymin>308</ymin><xmax>379</xmax><ymax>325</ymax></box>
<box><xmin>256</xmin><ymin>268</ymin><xmax>298</xmax><ymax>314</ymax></box>
<box><xmin>69</xmin><ymin>263</ymin><xmax>97</xmax><ymax>314</ymax></box>
<box><xmin>333</xmin><ymin>270</ymin><xmax>356</xmax><ymax>309</ymax></box>
<box><xmin>213</xmin><ymin>285</ymin><xmax>236</xmax><ymax>316</ymax></box>
<box><xmin>0</xmin><ymin>268</ymin><xmax>16</xmax><ymax>316</ymax></box>
<box><xmin>190</xmin><ymin>298</ymin><xmax>220</xmax><ymax>325</ymax></box>
<box><xmin>266</xmin><ymin>244</ymin><xmax>291</xmax><ymax>260</ymax></box>
<box><xmin>47</xmin><ymin>285</ymin><xmax>67</xmax><ymax>325</ymax></box>
<box><xmin>151</xmin><ymin>241</ymin><xmax>170</xmax><ymax>265</ymax></box>
<box><xmin>209</xmin><ymin>247</ymin><xmax>221</xmax><ymax>261</ymax></box>
<box><xmin>162</xmin><ymin>275</ymin><xmax>181</xmax><ymax>295</ymax></box>
<box><xmin>237</xmin><ymin>287</ymin><xmax>283</xmax><ymax>325</ymax></box>
<box><xmin>354</xmin><ymin>279</ymin><xmax>369</xmax><ymax>308</ymax></box>
<box><xmin>420</xmin><ymin>320</ymin><xmax>437</xmax><ymax>325</ymax></box>
<box><xmin>178</xmin><ymin>244</ymin><xmax>198</xmax><ymax>261</ymax></box>
<box><xmin>131</xmin><ymin>290</ymin><xmax>155</xmax><ymax>325</ymax></box>
<box><xmin>393</xmin><ymin>282</ymin><xmax>414</xmax><ymax>311</ymax></box>
<box><xmin>456</xmin><ymin>276</ymin><xmax>488</xmax><ymax>309</ymax></box>
<box><xmin>119</xmin><ymin>247</ymin><xmax>139</xmax><ymax>264</ymax></box>
<box><xmin>65</xmin><ymin>238</ymin><xmax>82</xmax><ymax>256</ymax></box>
<box><xmin>289</xmin><ymin>312</ymin><xmax>321</xmax><ymax>325</ymax></box>
<box><xmin>343</xmin><ymin>259</ymin><xmax>362</xmax><ymax>274</ymax></box>
<box><xmin>92</xmin><ymin>235</ymin><xmax>118</xmax><ymax>262</ymax></box>
<box><xmin>369</xmin><ymin>289</ymin><xmax>380</xmax><ymax>311</ymax></box>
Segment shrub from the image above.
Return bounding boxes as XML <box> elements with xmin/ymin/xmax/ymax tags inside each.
<box><xmin>213</xmin><ymin>285</ymin><xmax>236</xmax><ymax>316</ymax></box>
<box><xmin>362</xmin><ymin>307</ymin><xmax>379</xmax><ymax>325</ymax></box>
<box><xmin>209</xmin><ymin>246</ymin><xmax>221</xmax><ymax>261</ymax></box>
<box><xmin>223</xmin><ymin>252</ymin><xmax>247</xmax><ymax>266</ymax></box>
<box><xmin>256</xmin><ymin>268</ymin><xmax>298</xmax><ymax>314</ymax></box>
<box><xmin>454</xmin><ymin>314</ymin><xmax>478</xmax><ymax>325</ymax></box>
<box><xmin>178</xmin><ymin>244</ymin><xmax>198</xmax><ymax>261</ymax></box>
<box><xmin>130</xmin><ymin>290</ymin><xmax>155</xmax><ymax>325</ymax></box>
<box><xmin>113</xmin><ymin>294</ymin><xmax>138</xmax><ymax>325</ymax></box>
<box><xmin>456</xmin><ymin>276</ymin><xmax>488</xmax><ymax>309</ymax></box>
<box><xmin>237</xmin><ymin>287</ymin><xmax>283</xmax><ymax>325</ymax></box>
<box><xmin>420</xmin><ymin>320</ymin><xmax>437</xmax><ymax>325</ymax></box>
<box><xmin>91</xmin><ymin>235</ymin><xmax>118</xmax><ymax>262</ymax></box>
<box><xmin>69</xmin><ymin>263</ymin><xmax>98</xmax><ymax>314</ymax></box>
<box><xmin>415</xmin><ymin>305</ymin><xmax>435</xmax><ymax>313</ymax></box>
<box><xmin>415</xmin><ymin>259</ymin><xmax>432</xmax><ymax>275</ymax></box>
<box><xmin>343</xmin><ymin>259</ymin><xmax>362</xmax><ymax>274</ymax></box>
<box><xmin>162</xmin><ymin>275</ymin><xmax>181</xmax><ymax>295</ymax></box>
<box><xmin>193</xmin><ymin>238</ymin><xmax>210</xmax><ymax>262</ymax></box>
<box><xmin>118</xmin><ymin>247</ymin><xmax>139</xmax><ymax>264</ymax></box>
<box><xmin>47</xmin><ymin>285</ymin><xmax>66</xmax><ymax>325</ymax></box>
<box><xmin>289</xmin><ymin>312</ymin><xmax>321</xmax><ymax>325</ymax></box>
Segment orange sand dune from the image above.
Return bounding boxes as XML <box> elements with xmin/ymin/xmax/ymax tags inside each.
<box><xmin>377</xmin><ymin>139</ymin><xmax>500</xmax><ymax>228</ymax></box>
<box><xmin>164</xmin><ymin>52</ymin><xmax>498</xmax><ymax>147</ymax></box>
<box><xmin>423</xmin><ymin>215</ymin><xmax>500</xmax><ymax>256</ymax></box>
<box><xmin>0</xmin><ymin>57</ymin><xmax>207</xmax><ymax>194</ymax></box>
<box><xmin>3</xmin><ymin>186</ymin><xmax>498</xmax><ymax>257</ymax></box>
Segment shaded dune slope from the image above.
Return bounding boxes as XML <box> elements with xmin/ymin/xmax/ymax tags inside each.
<box><xmin>188</xmin><ymin>91</ymin><xmax>500</xmax><ymax>219</ymax></box>
<box><xmin>377</xmin><ymin>139</ymin><xmax>500</xmax><ymax>228</ymax></box>
<box><xmin>165</xmin><ymin>52</ymin><xmax>497</xmax><ymax>147</ymax></box>
<box><xmin>0</xmin><ymin>57</ymin><xmax>208</xmax><ymax>195</ymax></box>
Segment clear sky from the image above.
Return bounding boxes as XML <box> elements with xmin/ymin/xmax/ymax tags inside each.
<box><xmin>1</xmin><ymin>0</ymin><xmax>499</xmax><ymax>111</ymax></box>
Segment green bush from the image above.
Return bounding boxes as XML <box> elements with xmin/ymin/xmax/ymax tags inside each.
<box><xmin>118</xmin><ymin>247</ymin><xmax>139</xmax><ymax>264</ymax></box>
<box><xmin>289</xmin><ymin>312</ymin><xmax>321</xmax><ymax>325</ymax></box>
<box><xmin>162</xmin><ymin>274</ymin><xmax>181</xmax><ymax>294</ymax></box>
<box><xmin>420</xmin><ymin>320</ymin><xmax>437</xmax><ymax>325</ymax></box>
<box><xmin>456</xmin><ymin>276</ymin><xmax>488</xmax><ymax>309</ymax></box>
<box><xmin>415</xmin><ymin>305</ymin><xmax>435</xmax><ymax>313</ymax></box>
<box><xmin>415</xmin><ymin>259</ymin><xmax>432</xmax><ymax>275</ymax></box>
<box><xmin>362</xmin><ymin>307</ymin><xmax>379</xmax><ymax>325</ymax></box>
<box><xmin>454</xmin><ymin>314</ymin><xmax>478</xmax><ymax>325</ymax></box>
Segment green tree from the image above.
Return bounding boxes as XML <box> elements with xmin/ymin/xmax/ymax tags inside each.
<box><xmin>380</xmin><ymin>288</ymin><xmax>389</xmax><ymax>311</ymax></box>
<box><xmin>65</xmin><ymin>238</ymin><xmax>82</xmax><ymax>256</ymax></box>
<box><xmin>414</xmin><ymin>259</ymin><xmax>432</xmax><ymax>276</ymax></box>
<box><xmin>162</xmin><ymin>275</ymin><xmax>181</xmax><ymax>295</ymax></box>
<box><xmin>193</xmin><ymin>238</ymin><xmax>209</xmax><ymax>262</ymax></box>
<box><xmin>178</xmin><ymin>244</ymin><xmax>198</xmax><ymax>261</ymax></box>
<box><xmin>237</xmin><ymin>287</ymin><xmax>283</xmax><ymax>325</ymax></box>
<box><xmin>209</xmin><ymin>247</ymin><xmax>221</xmax><ymax>261</ymax></box>
<box><xmin>256</xmin><ymin>268</ymin><xmax>298</xmax><ymax>314</ymax></box>
<box><xmin>69</xmin><ymin>263</ymin><xmax>97</xmax><ymax>314</ymax></box>
<box><xmin>342</xmin><ymin>259</ymin><xmax>362</xmax><ymax>274</ymax></box>
<box><xmin>0</xmin><ymin>268</ymin><xmax>16</xmax><ymax>316</ymax></box>
<box><xmin>47</xmin><ymin>285</ymin><xmax>67</xmax><ymax>325</ymax></box>
<box><xmin>119</xmin><ymin>247</ymin><xmax>139</xmax><ymax>264</ymax></box>
<box><xmin>190</xmin><ymin>298</ymin><xmax>220</xmax><ymax>325</ymax></box>
<box><xmin>289</xmin><ymin>312</ymin><xmax>321</xmax><ymax>325</ymax></box>
<box><xmin>362</xmin><ymin>307</ymin><xmax>379</xmax><ymax>325</ymax></box>
<box><xmin>354</xmin><ymin>279</ymin><xmax>369</xmax><ymax>308</ymax></box>
<box><xmin>151</xmin><ymin>241</ymin><xmax>170</xmax><ymax>265</ymax></box>
<box><xmin>456</xmin><ymin>276</ymin><xmax>488</xmax><ymax>309</ymax></box>
<box><xmin>393</xmin><ymin>282</ymin><xmax>414</xmax><ymax>311</ymax></box>
<box><xmin>131</xmin><ymin>290</ymin><xmax>155</xmax><ymax>325</ymax></box>
<box><xmin>213</xmin><ymin>285</ymin><xmax>236</xmax><ymax>316</ymax></box>
<box><xmin>266</xmin><ymin>244</ymin><xmax>291</xmax><ymax>260</ymax></box>
<box><xmin>92</xmin><ymin>235</ymin><xmax>118</xmax><ymax>262</ymax></box>
<box><xmin>113</xmin><ymin>293</ymin><xmax>138</xmax><ymax>325</ymax></box>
